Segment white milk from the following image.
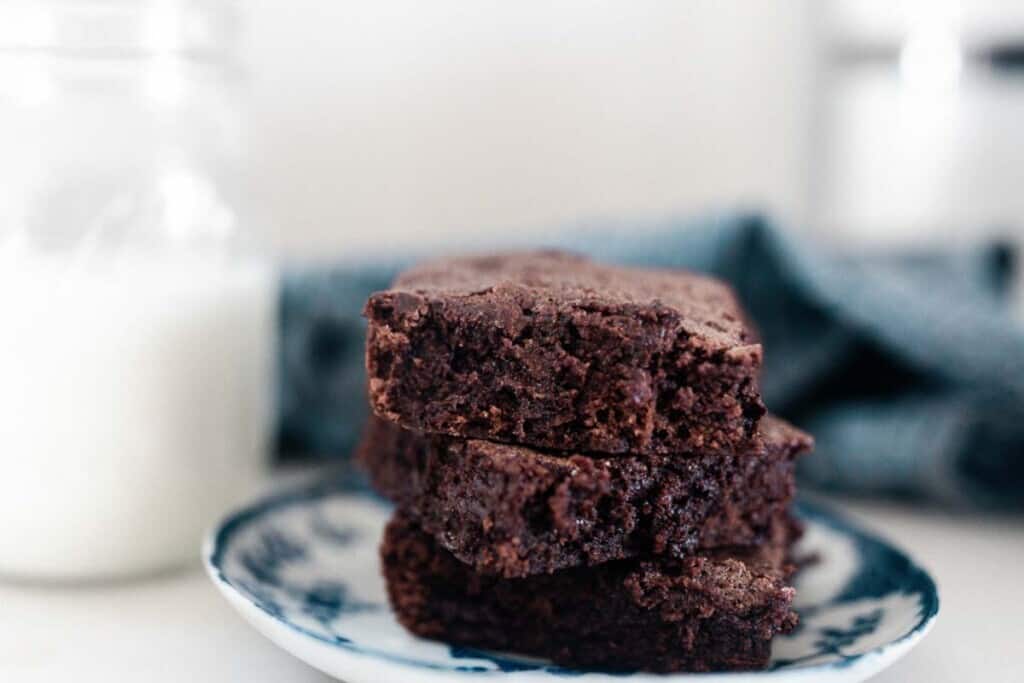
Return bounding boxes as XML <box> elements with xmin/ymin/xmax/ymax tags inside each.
<box><xmin>0</xmin><ymin>255</ymin><xmax>276</xmax><ymax>580</ymax></box>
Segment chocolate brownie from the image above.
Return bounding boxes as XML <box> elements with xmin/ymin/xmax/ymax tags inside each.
<box><xmin>358</xmin><ymin>415</ymin><xmax>811</xmax><ymax>578</ymax></box>
<box><xmin>364</xmin><ymin>251</ymin><xmax>765</xmax><ymax>455</ymax></box>
<box><xmin>382</xmin><ymin>511</ymin><xmax>799</xmax><ymax>673</ymax></box>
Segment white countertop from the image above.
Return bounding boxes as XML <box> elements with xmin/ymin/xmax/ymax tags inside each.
<box><xmin>1</xmin><ymin>491</ymin><xmax>1020</xmax><ymax>682</ymax></box>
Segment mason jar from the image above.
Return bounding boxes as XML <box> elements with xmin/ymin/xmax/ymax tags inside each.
<box><xmin>0</xmin><ymin>0</ymin><xmax>275</xmax><ymax>580</ymax></box>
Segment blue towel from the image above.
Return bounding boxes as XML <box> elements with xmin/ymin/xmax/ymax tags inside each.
<box><xmin>279</xmin><ymin>214</ymin><xmax>1023</xmax><ymax>509</ymax></box>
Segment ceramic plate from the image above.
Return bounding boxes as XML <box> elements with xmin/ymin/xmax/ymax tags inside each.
<box><xmin>204</xmin><ymin>475</ymin><xmax>938</xmax><ymax>682</ymax></box>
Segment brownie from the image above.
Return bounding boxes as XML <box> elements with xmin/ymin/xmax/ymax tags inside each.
<box><xmin>358</xmin><ymin>414</ymin><xmax>811</xmax><ymax>578</ymax></box>
<box><xmin>364</xmin><ymin>251</ymin><xmax>765</xmax><ymax>455</ymax></box>
<box><xmin>382</xmin><ymin>511</ymin><xmax>799</xmax><ymax>673</ymax></box>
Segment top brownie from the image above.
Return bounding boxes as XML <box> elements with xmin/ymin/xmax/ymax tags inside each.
<box><xmin>365</xmin><ymin>251</ymin><xmax>764</xmax><ymax>455</ymax></box>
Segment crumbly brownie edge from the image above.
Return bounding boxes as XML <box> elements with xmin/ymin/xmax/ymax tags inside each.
<box><xmin>359</xmin><ymin>415</ymin><xmax>812</xmax><ymax>578</ymax></box>
<box><xmin>364</xmin><ymin>266</ymin><xmax>765</xmax><ymax>455</ymax></box>
<box><xmin>381</xmin><ymin>511</ymin><xmax>798</xmax><ymax>673</ymax></box>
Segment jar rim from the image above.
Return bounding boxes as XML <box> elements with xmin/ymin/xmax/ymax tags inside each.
<box><xmin>0</xmin><ymin>0</ymin><xmax>239</xmax><ymax>60</ymax></box>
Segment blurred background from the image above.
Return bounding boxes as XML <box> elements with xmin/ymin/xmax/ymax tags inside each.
<box><xmin>0</xmin><ymin>1</ymin><xmax>1022</xmax><ymax>681</ymax></box>
<box><xmin>244</xmin><ymin>0</ymin><xmax>1024</xmax><ymax>262</ymax></box>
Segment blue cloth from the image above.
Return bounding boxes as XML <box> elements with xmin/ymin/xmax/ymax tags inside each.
<box><xmin>279</xmin><ymin>214</ymin><xmax>1023</xmax><ymax>509</ymax></box>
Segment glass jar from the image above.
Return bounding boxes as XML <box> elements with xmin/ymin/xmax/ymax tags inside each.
<box><xmin>0</xmin><ymin>0</ymin><xmax>275</xmax><ymax>580</ymax></box>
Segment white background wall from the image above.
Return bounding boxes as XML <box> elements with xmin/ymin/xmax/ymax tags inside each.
<box><xmin>241</xmin><ymin>1</ymin><xmax>815</xmax><ymax>258</ymax></box>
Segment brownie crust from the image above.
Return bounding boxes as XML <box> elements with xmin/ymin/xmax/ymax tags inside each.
<box><xmin>359</xmin><ymin>415</ymin><xmax>812</xmax><ymax>578</ymax></box>
<box><xmin>382</xmin><ymin>511</ymin><xmax>798</xmax><ymax>673</ymax></box>
<box><xmin>364</xmin><ymin>251</ymin><xmax>765</xmax><ymax>455</ymax></box>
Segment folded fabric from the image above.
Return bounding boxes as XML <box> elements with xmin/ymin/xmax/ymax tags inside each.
<box><xmin>278</xmin><ymin>214</ymin><xmax>1023</xmax><ymax>509</ymax></box>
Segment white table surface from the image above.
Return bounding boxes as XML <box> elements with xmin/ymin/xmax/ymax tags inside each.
<box><xmin>1</xmin><ymin>488</ymin><xmax>1020</xmax><ymax>682</ymax></box>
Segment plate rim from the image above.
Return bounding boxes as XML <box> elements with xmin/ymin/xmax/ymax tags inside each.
<box><xmin>203</xmin><ymin>480</ymin><xmax>940</xmax><ymax>681</ymax></box>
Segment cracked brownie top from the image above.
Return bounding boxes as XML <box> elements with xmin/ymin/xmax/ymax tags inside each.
<box><xmin>364</xmin><ymin>250</ymin><xmax>765</xmax><ymax>455</ymax></box>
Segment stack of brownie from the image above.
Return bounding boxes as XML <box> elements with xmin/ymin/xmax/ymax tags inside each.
<box><xmin>357</xmin><ymin>251</ymin><xmax>813</xmax><ymax>673</ymax></box>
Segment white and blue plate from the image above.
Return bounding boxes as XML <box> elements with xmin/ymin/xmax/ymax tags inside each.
<box><xmin>204</xmin><ymin>473</ymin><xmax>938</xmax><ymax>682</ymax></box>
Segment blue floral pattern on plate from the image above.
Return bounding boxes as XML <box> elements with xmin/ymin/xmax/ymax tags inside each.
<box><xmin>204</xmin><ymin>474</ymin><xmax>938</xmax><ymax>682</ymax></box>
